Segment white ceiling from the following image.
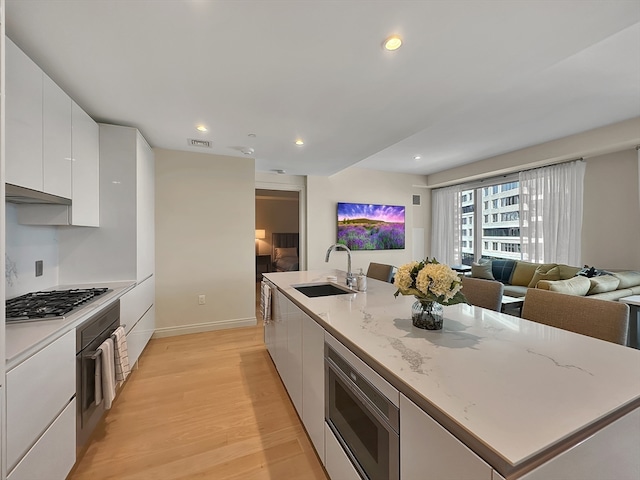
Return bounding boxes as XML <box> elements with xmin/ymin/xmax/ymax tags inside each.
<box><xmin>5</xmin><ymin>1</ymin><xmax>640</xmax><ymax>177</ymax></box>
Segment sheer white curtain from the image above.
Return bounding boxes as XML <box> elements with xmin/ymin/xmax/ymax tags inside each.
<box><xmin>519</xmin><ymin>160</ymin><xmax>586</xmax><ymax>265</ymax></box>
<box><xmin>431</xmin><ymin>185</ymin><xmax>462</xmax><ymax>265</ymax></box>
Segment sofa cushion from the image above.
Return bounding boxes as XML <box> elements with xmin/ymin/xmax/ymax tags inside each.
<box><xmin>557</xmin><ymin>264</ymin><xmax>581</xmax><ymax>280</ymax></box>
<box><xmin>611</xmin><ymin>271</ymin><xmax>640</xmax><ymax>289</ymax></box>
<box><xmin>503</xmin><ymin>284</ymin><xmax>528</xmax><ymax>297</ymax></box>
<box><xmin>589</xmin><ymin>288</ymin><xmax>633</xmax><ymax>301</ymax></box>
<box><xmin>471</xmin><ymin>261</ymin><xmax>495</xmax><ymax>280</ymax></box>
<box><xmin>587</xmin><ymin>275</ymin><xmax>620</xmax><ymax>295</ymax></box>
<box><xmin>537</xmin><ymin>276</ymin><xmax>591</xmax><ymax>296</ymax></box>
<box><xmin>528</xmin><ymin>265</ymin><xmax>560</xmax><ymax>288</ymax></box>
<box><xmin>491</xmin><ymin>259</ymin><xmax>517</xmax><ymax>284</ymax></box>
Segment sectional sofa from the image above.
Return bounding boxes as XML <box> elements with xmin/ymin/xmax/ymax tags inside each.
<box><xmin>471</xmin><ymin>259</ymin><xmax>640</xmax><ymax>301</ymax></box>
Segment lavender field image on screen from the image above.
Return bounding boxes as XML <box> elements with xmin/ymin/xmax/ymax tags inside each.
<box><xmin>337</xmin><ymin>202</ymin><xmax>405</xmax><ymax>250</ymax></box>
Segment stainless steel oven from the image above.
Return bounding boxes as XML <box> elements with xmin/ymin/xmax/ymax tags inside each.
<box><xmin>76</xmin><ymin>300</ymin><xmax>120</xmax><ymax>452</ymax></box>
<box><xmin>325</xmin><ymin>339</ymin><xmax>399</xmax><ymax>480</ymax></box>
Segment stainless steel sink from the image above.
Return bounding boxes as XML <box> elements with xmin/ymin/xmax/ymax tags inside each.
<box><xmin>293</xmin><ymin>283</ymin><xmax>353</xmax><ymax>297</ymax></box>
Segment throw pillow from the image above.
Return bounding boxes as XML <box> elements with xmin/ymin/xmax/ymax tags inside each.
<box><xmin>557</xmin><ymin>264</ymin><xmax>581</xmax><ymax>280</ymax></box>
<box><xmin>511</xmin><ymin>262</ymin><xmax>556</xmax><ymax>287</ymax></box>
<box><xmin>544</xmin><ymin>276</ymin><xmax>591</xmax><ymax>296</ymax></box>
<box><xmin>528</xmin><ymin>265</ymin><xmax>560</xmax><ymax>288</ymax></box>
<box><xmin>471</xmin><ymin>261</ymin><xmax>495</xmax><ymax>280</ymax></box>
<box><xmin>587</xmin><ymin>275</ymin><xmax>620</xmax><ymax>295</ymax></box>
<box><xmin>491</xmin><ymin>259</ymin><xmax>517</xmax><ymax>283</ymax></box>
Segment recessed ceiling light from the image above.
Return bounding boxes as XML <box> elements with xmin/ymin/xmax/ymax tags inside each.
<box><xmin>414</xmin><ymin>155</ymin><xmax>421</xmax><ymax>160</ymax></box>
<box><xmin>383</xmin><ymin>35</ymin><xmax>402</xmax><ymax>51</ymax></box>
<box><xmin>295</xmin><ymin>139</ymin><xmax>304</xmax><ymax>146</ymax></box>
<box><xmin>196</xmin><ymin>125</ymin><xmax>208</xmax><ymax>132</ymax></box>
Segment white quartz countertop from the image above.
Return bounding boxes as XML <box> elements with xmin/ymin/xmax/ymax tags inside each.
<box><xmin>5</xmin><ymin>281</ymin><xmax>135</xmax><ymax>369</ymax></box>
<box><xmin>264</xmin><ymin>270</ymin><xmax>640</xmax><ymax>475</ymax></box>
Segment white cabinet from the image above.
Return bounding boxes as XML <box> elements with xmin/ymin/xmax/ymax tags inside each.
<box><xmin>70</xmin><ymin>101</ymin><xmax>99</xmax><ymax>226</ymax></box>
<box><xmin>302</xmin><ymin>313</ymin><xmax>325</xmax><ymax>463</ymax></box>
<box><xmin>7</xmin><ymin>400</ymin><xmax>76</xmax><ymax>480</ymax></box>
<box><xmin>121</xmin><ymin>275</ymin><xmax>156</xmax><ymax>366</ymax></box>
<box><xmin>43</xmin><ymin>74</ymin><xmax>72</xmax><ymax>198</ymax></box>
<box><xmin>400</xmin><ymin>393</ymin><xmax>492</xmax><ymax>480</ymax></box>
<box><xmin>286</xmin><ymin>300</ymin><xmax>303</xmax><ymax>416</ymax></box>
<box><xmin>324</xmin><ymin>423</ymin><xmax>361</xmax><ymax>480</ymax></box>
<box><xmin>272</xmin><ymin>289</ymin><xmax>288</xmax><ymax>378</ymax></box>
<box><xmin>519</xmin><ymin>407</ymin><xmax>640</xmax><ymax>480</ymax></box>
<box><xmin>58</xmin><ymin>124</ymin><xmax>155</xmax><ymax>284</ymax></box>
<box><xmin>6</xmin><ymin>37</ymin><xmax>43</xmax><ymax>191</ymax></box>
<box><xmin>6</xmin><ymin>331</ymin><xmax>75</xmax><ymax>476</ymax></box>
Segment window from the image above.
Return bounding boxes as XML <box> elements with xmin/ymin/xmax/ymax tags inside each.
<box><xmin>501</xmin><ymin>211</ymin><xmax>519</xmax><ymax>221</ymax></box>
<box><xmin>460</xmin><ymin>179</ymin><xmax>523</xmax><ymax>262</ymax></box>
<box><xmin>501</xmin><ymin>195</ymin><xmax>519</xmax><ymax>207</ymax></box>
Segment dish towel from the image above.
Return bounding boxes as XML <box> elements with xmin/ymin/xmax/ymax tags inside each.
<box><xmin>112</xmin><ymin>326</ymin><xmax>131</xmax><ymax>383</ymax></box>
<box><xmin>94</xmin><ymin>351</ymin><xmax>103</xmax><ymax>406</ymax></box>
<box><xmin>261</xmin><ymin>281</ymin><xmax>272</xmax><ymax>324</ymax></box>
<box><xmin>98</xmin><ymin>338</ymin><xmax>116</xmax><ymax>410</ymax></box>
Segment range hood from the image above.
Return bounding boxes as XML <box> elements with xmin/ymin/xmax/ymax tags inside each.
<box><xmin>6</xmin><ymin>183</ymin><xmax>72</xmax><ymax>205</ymax></box>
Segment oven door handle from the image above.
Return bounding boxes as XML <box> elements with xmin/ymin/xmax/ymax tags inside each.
<box><xmin>326</xmin><ymin>357</ymin><xmax>398</xmax><ymax>435</ymax></box>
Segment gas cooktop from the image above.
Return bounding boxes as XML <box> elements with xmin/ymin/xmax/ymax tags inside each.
<box><xmin>5</xmin><ymin>288</ymin><xmax>110</xmax><ymax>323</ymax></box>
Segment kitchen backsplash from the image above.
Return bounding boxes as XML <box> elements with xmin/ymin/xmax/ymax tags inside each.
<box><xmin>5</xmin><ymin>203</ymin><xmax>59</xmax><ymax>298</ymax></box>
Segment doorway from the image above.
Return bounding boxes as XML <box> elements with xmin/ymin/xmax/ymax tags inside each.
<box><xmin>255</xmin><ymin>188</ymin><xmax>301</xmax><ymax>281</ymax></box>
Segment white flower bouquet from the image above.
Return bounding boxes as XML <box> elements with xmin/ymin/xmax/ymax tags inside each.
<box><xmin>393</xmin><ymin>258</ymin><xmax>467</xmax><ymax>305</ymax></box>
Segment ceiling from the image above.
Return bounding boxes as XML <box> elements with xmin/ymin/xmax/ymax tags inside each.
<box><xmin>5</xmin><ymin>1</ymin><xmax>640</xmax><ymax>177</ymax></box>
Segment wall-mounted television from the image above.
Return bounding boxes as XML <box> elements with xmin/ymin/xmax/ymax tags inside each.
<box><xmin>337</xmin><ymin>202</ymin><xmax>405</xmax><ymax>250</ymax></box>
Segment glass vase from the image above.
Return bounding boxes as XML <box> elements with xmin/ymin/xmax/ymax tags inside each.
<box><xmin>411</xmin><ymin>299</ymin><xmax>444</xmax><ymax>330</ymax></box>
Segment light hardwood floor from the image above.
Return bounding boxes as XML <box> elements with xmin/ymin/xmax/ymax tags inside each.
<box><xmin>68</xmin><ymin>291</ymin><xmax>328</xmax><ymax>480</ymax></box>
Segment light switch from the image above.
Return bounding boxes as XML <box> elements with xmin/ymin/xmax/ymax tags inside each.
<box><xmin>35</xmin><ymin>260</ymin><xmax>43</xmax><ymax>277</ymax></box>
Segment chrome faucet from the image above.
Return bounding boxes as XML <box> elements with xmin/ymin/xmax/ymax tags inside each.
<box><xmin>325</xmin><ymin>243</ymin><xmax>355</xmax><ymax>289</ymax></box>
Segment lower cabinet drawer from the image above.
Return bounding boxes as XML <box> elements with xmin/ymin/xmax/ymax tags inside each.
<box><xmin>324</xmin><ymin>423</ymin><xmax>361</xmax><ymax>480</ymax></box>
<box><xmin>8</xmin><ymin>399</ymin><xmax>76</xmax><ymax>480</ymax></box>
<box><xmin>6</xmin><ymin>330</ymin><xmax>75</xmax><ymax>470</ymax></box>
<box><xmin>121</xmin><ymin>275</ymin><xmax>155</xmax><ymax>335</ymax></box>
<box><xmin>127</xmin><ymin>304</ymin><xmax>155</xmax><ymax>366</ymax></box>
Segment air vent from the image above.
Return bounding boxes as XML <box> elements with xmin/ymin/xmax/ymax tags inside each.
<box><xmin>412</xmin><ymin>194</ymin><xmax>421</xmax><ymax>206</ymax></box>
<box><xmin>188</xmin><ymin>139</ymin><xmax>212</xmax><ymax>148</ymax></box>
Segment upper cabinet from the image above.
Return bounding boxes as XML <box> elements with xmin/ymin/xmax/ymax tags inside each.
<box><xmin>70</xmin><ymin>102</ymin><xmax>99</xmax><ymax>226</ymax></box>
<box><xmin>6</xmin><ymin>38</ymin><xmax>43</xmax><ymax>191</ymax></box>
<box><xmin>43</xmin><ymin>74</ymin><xmax>72</xmax><ymax>199</ymax></box>
<box><xmin>59</xmin><ymin>124</ymin><xmax>154</xmax><ymax>284</ymax></box>
<box><xmin>6</xmin><ymin>37</ymin><xmax>100</xmax><ymax>226</ymax></box>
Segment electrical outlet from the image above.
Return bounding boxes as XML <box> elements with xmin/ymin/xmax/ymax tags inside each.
<box><xmin>35</xmin><ymin>260</ymin><xmax>43</xmax><ymax>277</ymax></box>
<box><xmin>198</xmin><ymin>294</ymin><xmax>206</xmax><ymax>305</ymax></box>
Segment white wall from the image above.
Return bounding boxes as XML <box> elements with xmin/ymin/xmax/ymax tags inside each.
<box><xmin>582</xmin><ymin>149</ymin><xmax>640</xmax><ymax>270</ymax></box>
<box><xmin>154</xmin><ymin>148</ymin><xmax>256</xmax><ymax>337</ymax></box>
<box><xmin>5</xmin><ymin>204</ymin><xmax>59</xmax><ymax>298</ymax></box>
<box><xmin>306</xmin><ymin>167</ymin><xmax>429</xmax><ymax>274</ymax></box>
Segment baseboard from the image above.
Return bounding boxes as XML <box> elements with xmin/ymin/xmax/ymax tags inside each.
<box><xmin>152</xmin><ymin>317</ymin><xmax>258</xmax><ymax>338</ymax></box>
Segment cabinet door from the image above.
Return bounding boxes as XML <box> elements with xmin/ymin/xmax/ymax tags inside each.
<box><xmin>136</xmin><ymin>133</ymin><xmax>155</xmax><ymax>282</ymax></box>
<box><xmin>6</xmin><ymin>38</ymin><xmax>43</xmax><ymax>190</ymax></box>
<box><xmin>400</xmin><ymin>394</ymin><xmax>492</xmax><ymax>480</ymax></box>
<box><xmin>43</xmin><ymin>74</ymin><xmax>72</xmax><ymax>198</ymax></box>
<box><xmin>272</xmin><ymin>290</ymin><xmax>288</xmax><ymax>378</ymax></box>
<box><xmin>127</xmin><ymin>305</ymin><xmax>156</xmax><ymax>367</ymax></box>
<box><xmin>71</xmin><ymin>101</ymin><xmax>100</xmax><ymax>226</ymax></box>
<box><xmin>6</xmin><ymin>331</ymin><xmax>75</xmax><ymax>471</ymax></box>
<box><xmin>519</xmin><ymin>407</ymin><xmax>640</xmax><ymax>480</ymax></box>
<box><xmin>302</xmin><ymin>313</ymin><xmax>325</xmax><ymax>463</ymax></box>
<box><xmin>7</xmin><ymin>399</ymin><xmax>76</xmax><ymax>480</ymax></box>
<box><xmin>286</xmin><ymin>301</ymin><xmax>303</xmax><ymax>416</ymax></box>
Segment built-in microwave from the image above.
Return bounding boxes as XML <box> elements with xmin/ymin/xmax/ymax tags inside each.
<box><xmin>325</xmin><ymin>338</ymin><xmax>399</xmax><ymax>480</ymax></box>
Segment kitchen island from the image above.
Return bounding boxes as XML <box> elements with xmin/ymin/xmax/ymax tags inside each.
<box><xmin>264</xmin><ymin>269</ymin><xmax>640</xmax><ymax>479</ymax></box>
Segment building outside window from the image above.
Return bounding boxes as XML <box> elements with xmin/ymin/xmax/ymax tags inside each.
<box><xmin>458</xmin><ymin>179</ymin><xmax>523</xmax><ymax>264</ymax></box>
